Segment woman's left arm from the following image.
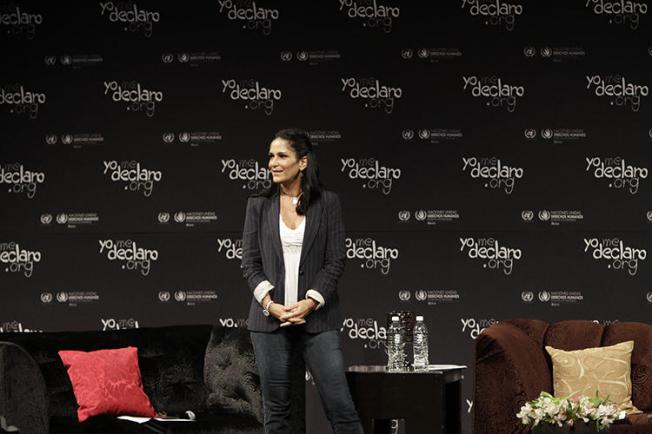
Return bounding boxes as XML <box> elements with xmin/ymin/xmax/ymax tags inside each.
<box><xmin>308</xmin><ymin>192</ymin><xmax>346</xmax><ymax>302</ymax></box>
<box><xmin>281</xmin><ymin>192</ymin><xmax>346</xmax><ymax>322</ymax></box>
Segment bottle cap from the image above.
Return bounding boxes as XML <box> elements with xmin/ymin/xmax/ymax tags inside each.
<box><xmin>416</xmin><ymin>315</ymin><xmax>424</xmax><ymax>321</ymax></box>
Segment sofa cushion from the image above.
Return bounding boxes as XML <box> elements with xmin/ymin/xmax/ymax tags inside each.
<box><xmin>204</xmin><ymin>327</ymin><xmax>263</xmax><ymax>424</ymax></box>
<box><xmin>136</xmin><ymin>327</ymin><xmax>210</xmax><ymax>415</ymax></box>
<box><xmin>546</xmin><ymin>341</ymin><xmax>638</xmax><ymax>413</ymax></box>
<box><xmin>604</xmin><ymin>322</ymin><xmax>652</xmax><ymax>411</ymax></box>
<box><xmin>545</xmin><ymin>320</ymin><xmax>604</xmax><ymax>351</ymax></box>
<box><xmin>503</xmin><ymin>319</ymin><xmax>549</xmax><ymax>346</ymax></box>
<box><xmin>59</xmin><ymin>347</ymin><xmax>156</xmax><ymax>422</ymax></box>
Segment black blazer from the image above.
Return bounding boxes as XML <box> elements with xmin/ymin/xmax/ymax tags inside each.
<box><xmin>241</xmin><ymin>190</ymin><xmax>346</xmax><ymax>333</ymax></box>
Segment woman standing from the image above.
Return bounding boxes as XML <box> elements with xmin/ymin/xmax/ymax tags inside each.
<box><xmin>241</xmin><ymin>129</ymin><xmax>363</xmax><ymax>434</ymax></box>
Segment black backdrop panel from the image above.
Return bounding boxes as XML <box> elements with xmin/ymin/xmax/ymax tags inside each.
<box><xmin>2</xmin><ymin>2</ymin><xmax>652</xmax><ymax>433</ymax></box>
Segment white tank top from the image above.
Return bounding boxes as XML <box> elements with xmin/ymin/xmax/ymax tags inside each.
<box><xmin>279</xmin><ymin>215</ymin><xmax>305</xmax><ymax>306</ymax></box>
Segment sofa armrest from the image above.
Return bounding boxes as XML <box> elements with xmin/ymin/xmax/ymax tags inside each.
<box><xmin>474</xmin><ymin>323</ymin><xmax>552</xmax><ymax>434</ymax></box>
<box><xmin>0</xmin><ymin>341</ymin><xmax>49</xmax><ymax>434</ymax></box>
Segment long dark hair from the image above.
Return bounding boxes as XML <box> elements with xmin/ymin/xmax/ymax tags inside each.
<box><xmin>257</xmin><ymin>128</ymin><xmax>323</xmax><ymax>215</ymax></box>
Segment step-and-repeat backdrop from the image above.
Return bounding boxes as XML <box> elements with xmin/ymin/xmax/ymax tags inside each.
<box><xmin>2</xmin><ymin>1</ymin><xmax>652</xmax><ymax>432</ymax></box>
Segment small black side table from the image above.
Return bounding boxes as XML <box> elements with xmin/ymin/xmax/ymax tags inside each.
<box><xmin>345</xmin><ymin>365</ymin><xmax>464</xmax><ymax>434</ymax></box>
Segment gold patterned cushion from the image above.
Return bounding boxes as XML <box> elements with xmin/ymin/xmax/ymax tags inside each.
<box><xmin>545</xmin><ymin>340</ymin><xmax>640</xmax><ymax>413</ymax></box>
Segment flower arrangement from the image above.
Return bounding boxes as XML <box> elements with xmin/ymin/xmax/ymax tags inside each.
<box><xmin>516</xmin><ymin>392</ymin><xmax>626</xmax><ymax>432</ymax></box>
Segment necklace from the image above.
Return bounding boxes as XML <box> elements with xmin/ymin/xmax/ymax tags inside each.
<box><xmin>282</xmin><ymin>191</ymin><xmax>302</xmax><ymax>205</ymax></box>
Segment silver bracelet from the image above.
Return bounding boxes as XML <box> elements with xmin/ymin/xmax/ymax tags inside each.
<box><xmin>262</xmin><ymin>299</ymin><xmax>274</xmax><ymax>317</ymax></box>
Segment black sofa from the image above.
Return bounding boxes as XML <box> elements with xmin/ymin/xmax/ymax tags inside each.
<box><xmin>0</xmin><ymin>325</ymin><xmax>305</xmax><ymax>434</ymax></box>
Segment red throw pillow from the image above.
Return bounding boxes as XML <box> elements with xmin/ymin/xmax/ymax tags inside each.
<box><xmin>58</xmin><ymin>346</ymin><xmax>156</xmax><ymax>422</ymax></box>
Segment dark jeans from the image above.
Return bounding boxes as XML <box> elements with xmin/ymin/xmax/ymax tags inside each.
<box><xmin>251</xmin><ymin>327</ymin><xmax>364</xmax><ymax>434</ymax></box>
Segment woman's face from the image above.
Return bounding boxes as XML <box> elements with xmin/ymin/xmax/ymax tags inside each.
<box><xmin>268</xmin><ymin>138</ymin><xmax>307</xmax><ymax>185</ymax></box>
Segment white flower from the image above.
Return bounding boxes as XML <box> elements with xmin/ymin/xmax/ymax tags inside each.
<box><xmin>516</xmin><ymin>392</ymin><xmax>622</xmax><ymax>430</ymax></box>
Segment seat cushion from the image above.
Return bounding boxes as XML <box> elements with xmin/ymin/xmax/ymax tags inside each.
<box><xmin>50</xmin><ymin>414</ymin><xmax>263</xmax><ymax>434</ymax></box>
<box><xmin>50</xmin><ymin>415</ymin><xmax>152</xmax><ymax>433</ymax></box>
<box><xmin>610</xmin><ymin>412</ymin><xmax>652</xmax><ymax>433</ymax></box>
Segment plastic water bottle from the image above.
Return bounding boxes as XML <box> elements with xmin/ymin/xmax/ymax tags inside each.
<box><xmin>386</xmin><ymin>316</ymin><xmax>406</xmax><ymax>372</ymax></box>
<box><xmin>413</xmin><ymin>315</ymin><xmax>429</xmax><ymax>370</ymax></box>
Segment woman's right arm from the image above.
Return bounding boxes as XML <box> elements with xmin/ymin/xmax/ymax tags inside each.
<box><xmin>241</xmin><ymin>197</ymin><xmax>291</xmax><ymax>322</ymax></box>
<box><xmin>241</xmin><ymin>197</ymin><xmax>271</xmax><ymax>296</ymax></box>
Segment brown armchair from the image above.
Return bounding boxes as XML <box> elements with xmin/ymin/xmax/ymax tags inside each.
<box><xmin>474</xmin><ymin>319</ymin><xmax>652</xmax><ymax>434</ymax></box>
